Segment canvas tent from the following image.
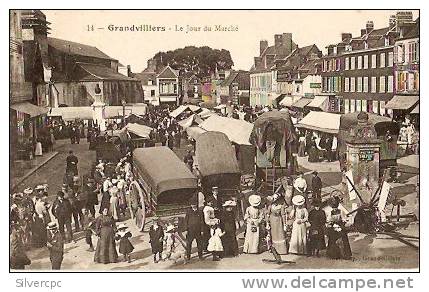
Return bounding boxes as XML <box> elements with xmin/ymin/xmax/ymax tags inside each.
<box><xmin>296</xmin><ymin>111</ymin><xmax>341</xmax><ymax>134</ymax></box>
<box><xmin>199</xmin><ymin>115</ymin><xmax>254</xmax><ymax>145</ymax></box>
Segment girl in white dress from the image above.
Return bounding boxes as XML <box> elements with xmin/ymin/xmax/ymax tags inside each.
<box><xmin>207</xmin><ymin>224</ymin><xmax>225</xmax><ymax>261</ymax></box>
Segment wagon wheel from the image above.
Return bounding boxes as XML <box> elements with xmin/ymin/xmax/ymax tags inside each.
<box><xmin>129</xmin><ymin>181</ymin><xmax>146</xmax><ymax>232</ymax></box>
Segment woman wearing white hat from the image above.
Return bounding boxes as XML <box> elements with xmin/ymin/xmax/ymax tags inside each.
<box><xmin>243</xmin><ymin>194</ymin><xmax>264</xmax><ymax>254</ymax></box>
<box><xmin>288</xmin><ymin>194</ymin><xmax>309</xmax><ymax>255</ymax></box>
<box><xmin>266</xmin><ymin>193</ymin><xmax>288</xmax><ymax>254</ymax></box>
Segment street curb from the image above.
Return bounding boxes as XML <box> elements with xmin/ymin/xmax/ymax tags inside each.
<box><xmin>11</xmin><ymin>151</ymin><xmax>59</xmax><ymax>190</ymax></box>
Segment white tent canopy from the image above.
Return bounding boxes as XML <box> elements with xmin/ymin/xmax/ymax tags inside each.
<box><xmin>296</xmin><ymin>111</ymin><xmax>341</xmax><ymax>134</ymax></box>
<box><xmin>186</xmin><ymin>126</ymin><xmax>207</xmax><ymax>140</ymax></box>
<box><xmin>170</xmin><ymin>105</ymin><xmax>201</xmax><ymax>118</ymax></box>
<box><xmin>306</xmin><ymin>95</ymin><xmax>329</xmax><ymax>111</ymax></box>
<box><xmin>125</xmin><ymin>123</ymin><xmax>153</xmax><ymax>138</ymax></box>
<box><xmin>48</xmin><ymin>106</ymin><xmax>93</xmax><ymax>121</ymax></box>
<box><xmin>198</xmin><ymin>115</ymin><xmax>254</xmax><ymax>145</ymax></box>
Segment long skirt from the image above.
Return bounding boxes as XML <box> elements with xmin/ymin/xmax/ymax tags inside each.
<box><xmin>326</xmin><ymin>228</ymin><xmax>352</xmax><ymax>260</ymax></box>
<box><xmin>94</xmin><ymin>227</ymin><xmax>118</xmax><ymax>264</ymax></box>
<box><xmin>298</xmin><ymin>142</ymin><xmax>306</xmax><ymax>157</ymax></box>
<box><xmin>269</xmin><ymin>216</ymin><xmax>288</xmax><ymax>254</ymax></box>
<box><xmin>288</xmin><ymin>221</ymin><xmax>307</xmax><ymax>254</ymax></box>
<box><xmin>31</xmin><ymin>217</ymin><xmax>47</xmax><ymax>248</ymax></box>
<box><xmin>243</xmin><ymin>223</ymin><xmax>260</xmax><ymax>254</ymax></box>
<box><xmin>308</xmin><ymin>148</ymin><xmax>319</xmax><ymax>163</ymax></box>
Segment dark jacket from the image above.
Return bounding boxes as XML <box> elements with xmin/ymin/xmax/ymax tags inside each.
<box><xmin>47</xmin><ymin>231</ymin><xmax>64</xmax><ymax>259</ymax></box>
<box><xmin>149</xmin><ymin>225</ymin><xmax>164</xmax><ymax>254</ymax></box>
<box><xmin>51</xmin><ymin>198</ymin><xmax>72</xmax><ymax>219</ymax></box>
<box><xmin>184</xmin><ymin>209</ymin><xmax>204</xmax><ymax>234</ymax></box>
<box><xmin>311</xmin><ymin>175</ymin><xmax>323</xmax><ymax>192</ymax></box>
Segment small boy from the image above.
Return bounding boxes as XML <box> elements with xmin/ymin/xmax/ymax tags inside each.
<box><xmin>149</xmin><ymin>217</ymin><xmax>164</xmax><ymax>263</ymax></box>
<box><xmin>81</xmin><ymin>208</ymin><xmax>95</xmax><ymax>251</ymax></box>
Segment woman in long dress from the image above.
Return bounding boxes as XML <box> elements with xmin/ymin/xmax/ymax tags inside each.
<box><xmin>94</xmin><ymin>208</ymin><xmax>118</xmax><ymax>264</ymax></box>
<box><xmin>109</xmin><ymin>187</ymin><xmax>119</xmax><ymax>221</ymax></box>
<box><xmin>266</xmin><ymin>194</ymin><xmax>288</xmax><ymax>254</ymax></box>
<box><xmin>288</xmin><ymin>195</ymin><xmax>308</xmax><ymax>255</ymax></box>
<box><xmin>243</xmin><ymin>195</ymin><xmax>264</xmax><ymax>254</ymax></box>
<box><xmin>298</xmin><ymin>135</ymin><xmax>306</xmax><ymax>157</ymax></box>
<box><xmin>220</xmin><ymin>200</ymin><xmax>239</xmax><ymax>257</ymax></box>
<box><xmin>326</xmin><ymin>199</ymin><xmax>352</xmax><ymax>260</ymax></box>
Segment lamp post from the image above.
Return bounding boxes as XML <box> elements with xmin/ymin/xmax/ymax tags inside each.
<box><xmin>122</xmin><ymin>99</ymin><xmax>126</xmax><ymax>128</ymax></box>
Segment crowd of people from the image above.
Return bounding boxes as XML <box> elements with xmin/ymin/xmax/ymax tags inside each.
<box><xmin>12</xmin><ymin>102</ymin><xmax>421</xmax><ymax>270</ymax></box>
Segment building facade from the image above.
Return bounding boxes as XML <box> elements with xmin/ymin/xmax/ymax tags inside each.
<box><xmin>250</xmin><ymin>33</ymin><xmax>297</xmax><ymax>106</ymax></box>
<box><xmin>156</xmin><ymin>65</ymin><xmax>181</xmax><ymax>105</ymax></box>
<box><xmin>321</xmin><ymin>12</ymin><xmax>417</xmax><ymax>115</ymax></box>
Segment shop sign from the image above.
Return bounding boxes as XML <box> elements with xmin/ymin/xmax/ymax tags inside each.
<box><xmin>359</xmin><ymin>149</ymin><xmax>374</xmax><ymax>161</ymax></box>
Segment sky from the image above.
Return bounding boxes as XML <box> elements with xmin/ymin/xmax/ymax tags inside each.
<box><xmin>43</xmin><ymin>10</ymin><xmax>419</xmax><ymax>72</ymax></box>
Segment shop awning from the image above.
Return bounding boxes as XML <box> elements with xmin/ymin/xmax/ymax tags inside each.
<box><xmin>291</xmin><ymin>98</ymin><xmax>312</xmax><ymax>109</ymax></box>
<box><xmin>104</xmin><ymin>104</ymin><xmax>147</xmax><ymax>119</ymax></box>
<box><xmin>169</xmin><ymin>105</ymin><xmax>201</xmax><ymax>118</ymax></box>
<box><xmin>296</xmin><ymin>111</ymin><xmax>341</xmax><ymax>134</ymax></box>
<box><xmin>305</xmin><ymin>96</ymin><xmax>329</xmax><ymax>111</ymax></box>
<box><xmin>125</xmin><ymin>123</ymin><xmax>153</xmax><ymax>138</ymax></box>
<box><xmin>411</xmin><ymin>104</ymin><xmax>419</xmax><ymax>114</ymax></box>
<box><xmin>384</xmin><ymin>95</ymin><xmax>419</xmax><ymax>110</ymax></box>
<box><xmin>11</xmin><ymin>102</ymin><xmax>49</xmax><ymax>118</ymax></box>
<box><xmin>48</xmin><ymin>106</ymin><xmax>93</xmax><ymax>120</ymax></box>
<box><xmin>279</xmin><ymin>95</ymin><xmax>296</xmax><ymax>107</ymax></box>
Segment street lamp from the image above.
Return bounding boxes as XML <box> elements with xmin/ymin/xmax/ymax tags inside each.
<box><xmin>122</xmin><ymin>99</ymin><xmax>126</xmax><ymax>128</ymax></box>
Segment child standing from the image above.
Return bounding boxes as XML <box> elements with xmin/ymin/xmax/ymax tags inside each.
<box><xmin>149</xmin><ymin>218</ymin><xmax>164</xmax><ymax>263</ymax></box>
<box><xmin>207</xmin><ymin>223</ymin><xmax>225</xmax><ymax>261</ymax></box>
<box><xmin>81</xmin><ymin>208</ymin><xmax>95</xmax><ymax>252</ymax></box>
<box><xmin>115</xmin><ymin>223</ymin><xmax>134</xmax><ymax>263</ymax></box>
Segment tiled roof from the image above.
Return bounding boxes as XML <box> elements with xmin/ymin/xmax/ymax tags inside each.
<box><xmin>157</xmin><ymin>66</ymin><xmax>179</xmax><ymax>79</ymax></box>
<box><xmin>48</xmin><ymin>37</ymin><xmax>115</xmax><ymax>60</ymax></box>
<box><xmin>133</xmin><ymin>72</ymin><xmax>157</xmax><ymax>85</ymax></box>
<box><xmin>76</xmin><ymin>63</ymin><xmax>137</xmax><ymax>81</ymax></box>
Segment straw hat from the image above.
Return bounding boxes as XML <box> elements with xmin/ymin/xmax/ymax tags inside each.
<box><xmin>292</xmin><ymin>195</ymin><xmax>305</xmax><ymax>206</ymax></box>
<box><xmin>117</xmin><ymin>223</ymin><xmax>127</xmax><ymax>230</ymax></box>
<box><xmin>222</xmin><ymin>200</ymin><xmax>237</xmax><ymax>207</ymax></box>
<box><xmin>47</xmin><ymin>222</ymin><xmax>58</xmax><ymax>230</ymax></box>
<box><xmin>23</xmin><ymin>187</ymin><xmax>33</xmax><ymax>195</ymax></box>
<box><xmin>248</xmin><ymin>194</ymin><xmax>261</xmax><ymax>207</ymax></box>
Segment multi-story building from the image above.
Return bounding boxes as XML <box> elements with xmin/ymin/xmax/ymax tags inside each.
<box><xmin>250</xmin><ymin>33</ymin><xmax>297</xmax><ymax>106</ymax></box>
<box><xmin>275</xmin><ymin>44</ymin><xmax>322</xmax><ymax>108</ymax></box>
<box><xmin>321</xmin><ymin>12</ymin><xmax>417</xmax><ymax>115</ymax></box>
<box><xmin>219</xmin><ymin>70</ymin><xmax>250</xmax><ymax>105</ymax></box>
<box><xmin>133</xmin><ymin>59</ymin><xmax>159</xmax><ymax>105</ymax></box>
<box><xmin>156</xmin><ymin>65</ymin><xmax>181</xmax><ymax>105</ymax></box>
<box><xmin>385</xmin><ymin>18</ymin><xmax>419</xmax><ymax>118</ymax></box>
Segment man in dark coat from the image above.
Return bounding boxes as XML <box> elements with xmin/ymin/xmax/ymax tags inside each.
<box><xmin>307</xmin><ymin>199</ymin><xmax>326</xmax><ymax>257</ymax></box>
<box><xmin>149</xmin><ymin>218</ymin><xmax>164</xmax><ymax>263</ymax></box>
<box><xmin>46</xmin><ymin>222</ymin><xmax>64</xmax><ymax>270</ymax></box>
<box><xmin>311</xmin><ymin>171</ymin><xmax>323</xmax><ymax>200</ymax></box>
<box><xmin>184</xmin><ymin>199</ymin><xmax>204</xmax><ymax>261</ymax></box>
<box><xmin>51</xmin><ymin>191</ymin><xmax>73</xmax><ymax>243</ymax></box>
<box><xmin>66</xmin><ymin>150</ymin><xmax>79</xmax><ymax>176</ymax></box>
<box><xmin>84</xmin><ymin>178</ymin><xmax>98</xmax><ymax>217</ymax></box>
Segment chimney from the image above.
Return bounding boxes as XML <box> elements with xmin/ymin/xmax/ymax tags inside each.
<box><xmin>366</xmin><ymin>21</ymin><xmax>374</xmax><ymax>34</ymax></box>
<box><xmin>147</xmin><ymin>58</ymin><xmax>157</xmax><ymax>72</ymax></box>
<box><xmin>127</xmin><ymin>65</ymin><xmax>132</xmax><ymax>77</ymax></box>
<box><xmin>254</xmin><ymin>57</ymin><xmax>262</xmax><ymax>69</ymax></box>
<box><xmin>274</xmin><ymin>34</ymin><xmax>282</xmax><ymax>48</ymax></box>
<box><xmin>341</xmin><ymin>33</ymin><xmax>352</xmax><ymax>41</ymax></box>
<box><xmin>260</xmin><ymin>40</ymin><xmax>268</xmax><ymax>55</ymax></box>
<box><xmin>389</xmin><ymin>15</ymin><xmax>396</xmax><ymax>29</ymax></box>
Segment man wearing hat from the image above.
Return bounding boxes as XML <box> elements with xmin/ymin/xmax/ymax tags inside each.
<box><xmin>184</xmin><ymin>196</ymin><xmax>204</xmax><ymax>261</ymax></box>
<box><xmin>66</xmin><ymin>150</ymin><xmax>79</xmax><ymax>176</ymax></box>
<box><xmin>51</xmin><ymin>191</ymin><xmax>74</xmax><ymax>243</ymax></box>
<box><xmin>202</xmin><ymin>198</ymin><xmax>220</xmax><ymax>251</ymax></box>
<box><xmin>47</xmin><ymin>222</ymin><xmax>64</xmax><ymax>270</ymax></box>
<box><xmin>311</xmin><ymin>171</ymin><xmax>323</xmax><ymax>200</ymax></box>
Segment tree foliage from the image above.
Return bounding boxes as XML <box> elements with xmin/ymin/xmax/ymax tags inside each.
<box><xmin>152</xmin><ymin>46</ymin><xmax>234</xmax><ymax>78</ymax></box>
